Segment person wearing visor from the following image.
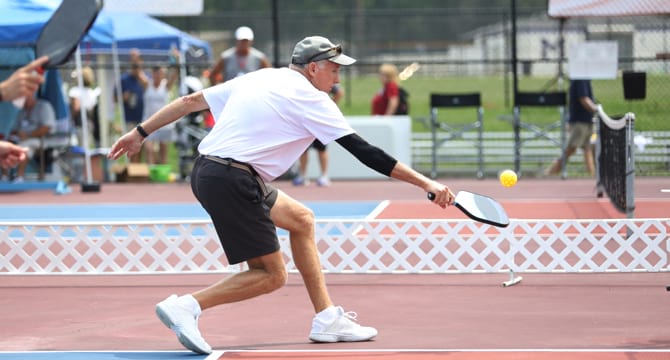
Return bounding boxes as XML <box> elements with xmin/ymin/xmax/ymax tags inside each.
<box><xmin>209</xmin><ymin>26</ymin><xmax>271</xmax><ymax>85</ymax></box>
<box><xmin>109</xmin><ymin>35</ymin><xmax>455</xmax><ymax>355</ymax></box>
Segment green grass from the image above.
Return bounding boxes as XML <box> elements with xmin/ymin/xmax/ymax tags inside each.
<box><xmin>338</xmin><ymin>74</ymin><xmax>670</xmax><ymax>132</ymax></box>
<box><xmin>154</xmin><ymin>73</ymin><xmax>668</xmax><ymax>175</ymax></box>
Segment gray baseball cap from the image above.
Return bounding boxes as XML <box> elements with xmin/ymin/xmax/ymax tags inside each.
<box><xmin>291</xmin><ymin>36</ymin><xmax>356</xmax><ymax>66</ymax></box>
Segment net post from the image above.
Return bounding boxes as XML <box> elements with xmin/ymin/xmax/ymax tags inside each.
<box><xmin>559</xmin><ymin>105</ymin><xmax>567</xmax><ymax>179</ymax></box>
<box><xmin>430</xmin><ymin>107</ymin><xmax>438</xmax><ymax>179</ymax></box>
<box><xmin>503</xmin><ymin>226</ymin><xmax>523</xmax><ymax>287</ymax></box>
<box><xmin>625</xmin><ymin>113</ymin><xmax>635</xmax><ymax>219</ymax></box>
<box><xmin>503</xmin><ymin>269</ymin><xmax>523</xmax><ymax>287</ymax></box>
<box><xmin>477</xmin><ymin>106</ymin><xmax>484</xmax><ymax>179</ymax></box>
<box><xmin>594</xmin><ymin>112</ymin><xmax>604</xmax><ymax>197</ymax></box>
<box><xmin>513</xmin><ymin>106</ymin><xmax>521</xmax><ymax>174</ymax></box>
<box><xmin>625</xmin><ymin>113</ymin><xmax>636</xmax><ymax>237</ymax></box>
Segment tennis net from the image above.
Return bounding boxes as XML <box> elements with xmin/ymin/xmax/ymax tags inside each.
<box><xmin>595</xmin><ymin>106</ymin><xmax>636</xmax><ymax>216</ymax></box>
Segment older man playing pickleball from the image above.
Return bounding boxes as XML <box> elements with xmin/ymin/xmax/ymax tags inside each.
<box><xmin>109</xmin><ymin>35</ymin><xmax>455</xmax><ymax>354</ymax></box>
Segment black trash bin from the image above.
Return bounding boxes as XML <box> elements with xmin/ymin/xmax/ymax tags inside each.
<box><xmin>622</xmin><ymin>71</ymin><xmax>646</xmax><ymax>100</ymax></box>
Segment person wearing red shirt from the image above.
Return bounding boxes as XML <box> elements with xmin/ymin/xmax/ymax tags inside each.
<box><xmin>371</xmin><ymin>63</ymin><xmax>400</xmax><ymax>115</ymax></box>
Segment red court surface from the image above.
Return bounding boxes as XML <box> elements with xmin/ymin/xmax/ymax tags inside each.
<box><xmin>213</xmin><ymin>350</ymin><xmax>670</xmax><ymax>360</ymax></box>
<box><xmin>1</xmin><ymin>177</ymin><xmax>669</xmax><ymax>358</ymax></box>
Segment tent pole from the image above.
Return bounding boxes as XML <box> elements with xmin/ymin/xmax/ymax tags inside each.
<box><xmin>112</xmin><ymin>41</ymin><xmax>126</xmax><ymax>135</ymax></box>
<box><xmin>75</xmin><ymin>45</ymin><xmax>100</xmax><ymax>192</ymax></box>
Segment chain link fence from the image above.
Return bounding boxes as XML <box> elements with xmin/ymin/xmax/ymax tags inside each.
<box><xmin>162</xmin><ymin>7</ymin><xmax>670</xmax><ymax>177</ymax></box>
<box><xmin>167</xmin><ymin>7</ymin><xmax>669</xmax><ymax>126</ymax></box>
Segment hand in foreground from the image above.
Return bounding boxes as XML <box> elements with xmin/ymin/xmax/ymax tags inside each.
<box><xmin>0</xmin><ymin>141</ymin><xmax>28</xmax><ymax>169</ymax></box>
<box><xmin>107</xmin><ymin>129</ymin><xmax>144</xmax><ymax>160</ymax></box>
<box><xmin>0</xmin><ymin>56</ymin><xmax>49</xmax><ymax>101</ymax></box>
<box><xmin>427</xmin><ymin>181</ymin><xmax>455</xmax><ymax>209</ymax></box>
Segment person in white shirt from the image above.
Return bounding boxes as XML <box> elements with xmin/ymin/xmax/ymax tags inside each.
<box><xmin>109</xmin><ymin>36</ymin><xmax>455</xmax><ymax>355</ymax></box>
<box><xmin>143</xmin><ymin>66</ymin><xmax>178</xmax><ymax>164</ymax></box>
<box><xmin>68</xmin><ymin>66</ymin><xmax>101</xmax><ymax>147</ymax></box>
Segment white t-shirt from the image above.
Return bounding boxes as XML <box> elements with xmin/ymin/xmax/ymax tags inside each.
<box><xmin>68</xmin><ymin>86</ymin><xmax>100</xmax><ymax>111</ymax></box>
<box><xmin>144</xmin><ymin>79</ymin><xmax>175</xmax><ymax>130</ymax></box>
<box><xmin>199</xmin><ymin>67</ymin><xmax>354</xmax><ymax>181</ymax></box>
<box><xmin>144</xmin><ymin>79</ymin><xmax>169</xmax><ymax>119</ymax></box>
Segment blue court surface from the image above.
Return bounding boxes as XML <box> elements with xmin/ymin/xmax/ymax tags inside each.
<box><xmin>0</xmin><ymin>352</ymin><xmax>209</xmax><ymax>360</ymax></box>
<box><xmin>0</xmin><ymin>201</ymin><xmax>383</xmax><ymax>222</ymax></box>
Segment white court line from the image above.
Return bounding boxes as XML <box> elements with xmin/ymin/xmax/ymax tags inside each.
<box><xmin>3</xmin><ymin>349</ymin><xmax>670</xmax><ymax>357</ymax></box>
<box><xmin>661</xmin><ymin>189</ymin><xmax>670</xmax><ymax>193</ymax></box>
<box><xmin>216</xmin><ymin>348</ymin><xmax>670</xmax><ymax>353</ymax></box>
<box><xmin>206</xmin><ymin>351</ymin><xmax>225</xmax><ymax>359</ymax></box>
<box><xmin>366</xmin><ymin>200</ymin><xmax>390</xmax><ymax>220</ymax></box>
<box><xmin>347</xmin><ymin>200</ymin><xmax>390</xmax><ymax>237</ymax></box>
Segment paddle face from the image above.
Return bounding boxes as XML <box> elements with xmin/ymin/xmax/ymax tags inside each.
<box><xmin>35</xmin><ymin>0</ymin><xmax>103</xmax><ymax>67</ymax></box>
<box><xmin>454</xmin><ymin>191</ymin><xmax>509</xmax><ymax>227</ymax></box>
<box><xmin>428</xmin><ymin>191</ymin><xmax>510</xmax><ymax>227</ymax></box>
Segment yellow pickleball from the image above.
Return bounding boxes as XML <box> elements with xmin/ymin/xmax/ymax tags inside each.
<box><xmin>499</xmin><ymin>169</ymin><xmax>518</xmax><ymax>188</ymax></box>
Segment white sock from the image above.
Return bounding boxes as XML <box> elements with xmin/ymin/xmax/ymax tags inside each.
<box><xmin>315</xmin><ymin>305</ymin><xmax>339</xmax><ymax>323</ymax></box>
<box><xmin>177</xmin><ymin>294</ymin><xmax>202</xmax><ymax>317</ymax></box>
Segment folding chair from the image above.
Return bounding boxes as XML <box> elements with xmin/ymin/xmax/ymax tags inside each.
<box><xmin>429</xmin><ymin>93</ymin><xmax>484</xmax><ymax>179</ymax></box>
<box><xmin>512</xmin><ymin>91</ymin><xmax>567</xmax><ymax>178</ymax></box>
<box><xmin>37</xmin><ymin>130</ymin><xmax>74</xmax><ymax>180</ymax></box>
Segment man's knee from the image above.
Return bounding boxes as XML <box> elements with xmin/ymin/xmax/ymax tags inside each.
<box><xmin>248</xmin><ymin>255</ymin><xmax>289</xmax><ymax>292</ymax></box>
<box><xmin>271</xmin><ymin>193</ymin><xmax>315</xmax><ymax>234</ymax></box>
<box><xmin>298</xmin><ymin>204</ymin><xmax>315</xmax><ymax>223</ymax></box>
<box><xmin>268</xmin><ymin>266</ymin><xmax>288</xmax><ymax>291</ymax></box>
<box><xmin>283</xmin><ymin>203</ymin><xmax>315</xmax><ymax>234</ymax></box>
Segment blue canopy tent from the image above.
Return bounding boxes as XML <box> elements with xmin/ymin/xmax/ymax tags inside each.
<box><xmin>0</xmin><ymin>0</ymin><xmax>210</xmax><ymax>58</ymax></box>
<box><xmin>86</xmin><ymin>12</ymin><xmax>211</xmax><ymax>62</ymax></box>
<box><xmin>0</xmin><ymin>0</ymin><xmax>212</xmax><ymax>121</ymax></box>
<box><xmin>0</xmin><ymin>0</ymin><xmax>211</xmax><ymax>186</ymax></box>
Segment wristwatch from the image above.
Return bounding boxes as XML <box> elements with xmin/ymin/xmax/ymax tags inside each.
<box><xmin>136</xmin><ymin>124</ymin><xmax>149</xmax><ymax>138</ymax></box>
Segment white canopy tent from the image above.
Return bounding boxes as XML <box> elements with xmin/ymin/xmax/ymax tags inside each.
<box><xmin>548</xmin><ymin>0</ymin><xmax>670</xmax><ymax>17</ymax></box>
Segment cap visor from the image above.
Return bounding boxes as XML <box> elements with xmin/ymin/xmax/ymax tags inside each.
<box><xmin>328</xmin><ymin>53</ymin><xmax>356</xmax><ymax>66</ymax></box>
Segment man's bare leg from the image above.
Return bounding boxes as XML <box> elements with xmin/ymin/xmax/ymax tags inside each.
<box><xmin>268</xmin><ymin>190</ymin><xmax>377</xmax><ymax>342</ymax></box>
<box><xmin>270</xmin><ymin>189</ymin><xmax>333</xmax><ymax>313</ymax></box>
<box><xmin>583</xmin><ymin>145</ymin><xmax>595</xmax><ymax>176</ymax></box>
<box><xmin>192</xmin><ymin>251</ymin><xmax>288</xmax><ymax>310</ymax></box>
<box><xmin>318</xmin><ymin>150</ymin><xmax>328</xmax><ymax>177</ymax></box>
<box><xmin>546</xmin><ymin>147</ymin><xmax>577</xmax><ymax>176</ymax></box>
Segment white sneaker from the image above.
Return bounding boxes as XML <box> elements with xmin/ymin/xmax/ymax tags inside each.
<box><xmin>316</xmin><ymin>176</ymin><xmax>331</xmax><ymax>187</ymax></box>
<box><xmin>155</xmin><ymin>295</ymin><xmax>212</xmax><ymax>354</ymax></box>
<box><xmin>309</xmin><ymin>306</ymin><xmax>378</xmax><ymax>342</ymax></box>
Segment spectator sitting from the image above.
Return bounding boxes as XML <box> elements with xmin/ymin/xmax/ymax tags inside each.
<box><xmin>1</xmin><ymin>95</ymin><xmax>56</xmax><ymax>182</ymax></box>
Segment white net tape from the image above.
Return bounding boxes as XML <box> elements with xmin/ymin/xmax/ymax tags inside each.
<box><xmin>597</xmin><ymin>104</ymin><xmax>634</xmax><ymax>130</ymax></box>
<box><xmin>1</xmin><ymin>218</ymin><xmax>668</xmax><ymax>275</ymax></box>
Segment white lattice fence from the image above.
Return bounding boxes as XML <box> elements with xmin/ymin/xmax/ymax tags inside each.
<box><xmin>1</xmin><ymin>219</ymin><xmax>668</xmax><ymax>275</ymax></box>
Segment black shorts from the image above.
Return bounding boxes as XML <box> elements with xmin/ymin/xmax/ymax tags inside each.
<box><xmin>311</xmin><ymin>139</ymin><xmax>327</xmax><ymax>152</ymax></box>
<box><xmin>190</xmin><ymin>155</ymin><xmax>279</xmax><ymax>265</ymax></box>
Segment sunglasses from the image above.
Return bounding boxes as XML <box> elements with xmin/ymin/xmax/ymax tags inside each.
<box><xmin>296</xmin><ymin>45</ymin><xmax>342</xmax><ymax>64</ymax></box>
